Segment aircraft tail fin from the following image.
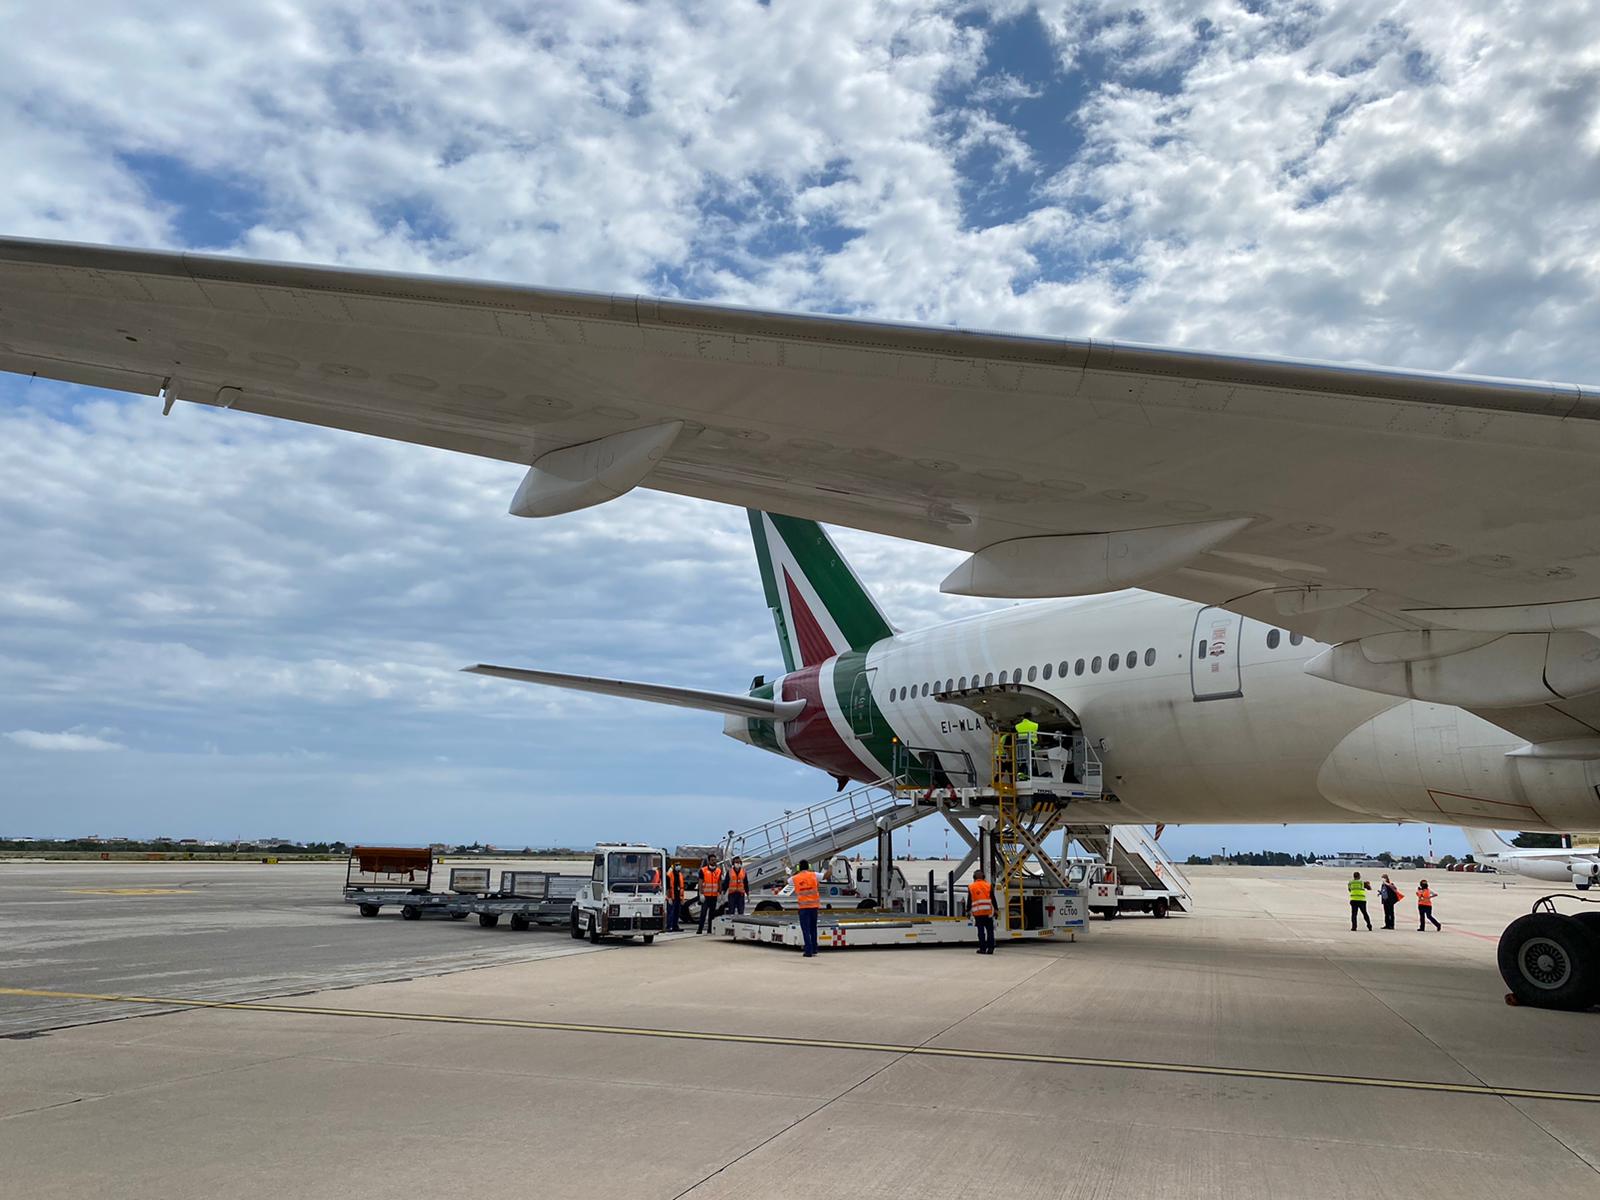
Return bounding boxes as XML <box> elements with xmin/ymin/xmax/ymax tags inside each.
<box><xmin>746</xmin><ymin>510</ymin><xmax>896</xmax><ymax>671</ymax></box>
<box><xmin>1461</xmin><ymin>827</ymin><xmax>1513</xmax><ymax>860</ymax></box>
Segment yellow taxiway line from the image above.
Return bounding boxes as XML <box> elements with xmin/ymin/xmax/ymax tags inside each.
<box><xmin>2</xmin><ymin>985</ymin><xmax>1595</xmax><ymax>1105</ymax></box>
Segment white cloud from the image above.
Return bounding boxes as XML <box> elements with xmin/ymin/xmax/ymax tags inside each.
<box><xmin>6</xmin><ymin>729</ymin><xmax>125</xmax><ymax>753</ymax></box>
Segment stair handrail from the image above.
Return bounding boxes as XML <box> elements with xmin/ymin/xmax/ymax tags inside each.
<box><xmin>723</xmin><ymin>775</ymin><xmax>906</xmax><ymax>866</ymax></box>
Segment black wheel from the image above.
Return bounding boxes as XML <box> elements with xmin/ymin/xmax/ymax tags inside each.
<box><xmin>450</xmin><ymin>912</ymin><xmax>468</xmax><ymax>920</ymax></box>
<box><xmin>857</xmin><ymin>899</ymin><xmax>876</xmax><ymax>910</ymax></box>
<box><xmin>754</xmin><ymin>901</ymin><xmax>781</xmax><ymax>913</ymax></box>
<box><xmin>400</xmin><ymin>905</ymin><xmax>421</xmax><ymax>921</ymax></box>
<box><xmin>1093</xmin><ymin>907</ymin><xmax>1118</xmax><ymax>920</ymax></box>
<box><xmin>1152</xmin><ymin>897</ymin><xmax>1170</xmax><ymax>919</ymax></box>
<box><xmin>643</xmin><ymin>934</ymin><xmax>656</xmax><ymax>945</ymax></box>
<box><xmin>681</xmin><ymin>898</ymin><xmax>701</xmax><ymax>926</ymax></box>
<box><xmin>570</xmin><ymin>908</ymin><xmax>583</xmax><ymax>939</ymax></box>
<box><xmin>358</xmin><ymin>903</ymin><xmax>379</xmax><ymax>918</ymax></box>
<box><xmin>1497</xmin><ymin>912</ymin><xmax>1600</xmax><ymax>1010</ymax></box>
<box><xmin>1576</xmin><ymin>912</ymin><xmax>1600</xmax><ymax>937</ymax></box>
<box><xmin>587</xmin><ymin>915</ymin><xmax>602</xmax><ymax>944</ymax></box>
<box><xmin>478</xmin><ymin>912</ymin><xmax>500</xmax><ymax>928</ymax></box>
<box><xmin>509</xmin><ymin>914</ymin><xmax>529</xmax><ymax>932</ymax></box>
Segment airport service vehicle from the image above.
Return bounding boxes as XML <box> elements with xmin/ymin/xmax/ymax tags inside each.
<box><xmin>342</xmin><ymin>846</ymin><xmax>454</xmax><ymax>919</ymax></box>
<box><xmin>570</xmin><ymin>844</ymin><xmax>668</xmax><ymax>944</ymax></box>
<box><xmin>15</xmin><ymin>239</ymin><xmax>1600</xmax><ymax>1007</ymax></box>
<box><xmin>342</xmin><ymin>848</ymin><xmax>587</xmax><ymax>926</ymax></box>
<box><xmin>1461</xmin><ymin>829</ymin><xmax>1600</xmax><ymax>890</ymax></box>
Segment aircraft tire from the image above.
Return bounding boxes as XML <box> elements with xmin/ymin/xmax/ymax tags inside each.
<box><xmin>1497</xmin><ymin>913</ymin><xmax>1600</xmax><ymax>1010</ymax></box>
<box><xmin>754</xmin><ymin>901</ymin><xmax>781</xmax><ymax>913</ymax></box>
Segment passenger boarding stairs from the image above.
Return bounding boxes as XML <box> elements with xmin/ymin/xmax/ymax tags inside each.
<box><xmin>725</xmin><ymin>778</ymin><xmax>923</xmax><ymax>889</ymax></box>
<box><xmin>1066</xmin><ymin>824</ymin><xmax>1195</xmax><ymax>912</ymax></box>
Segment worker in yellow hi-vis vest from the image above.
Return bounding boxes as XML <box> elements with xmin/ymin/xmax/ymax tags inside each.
<box><xmin>1348</xmin><ymin>871</ymin><xmax>1372</xmax><ymax>931</ymax></box>
<box><xmin>1014</xmin><ymin>713</ymin><xmax>1039</xmax><ymax>778</ymax></box>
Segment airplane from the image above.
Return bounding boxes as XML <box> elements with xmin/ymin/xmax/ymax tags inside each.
<box><xmin>1461</xmin><ymin>829</ymin><xmax>1600</xmax><ymax>890</ymax></box>
<box><xmin>4</xmin><ymin>235</ymin><xmax>1600</xmax><ymax>1009</ymax></box>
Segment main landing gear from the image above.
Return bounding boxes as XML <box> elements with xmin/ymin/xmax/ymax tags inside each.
<box><xmin>1497</xmin><ymin>896</ymin><xmax>1600</xmax><ymax>1011</ymax></box>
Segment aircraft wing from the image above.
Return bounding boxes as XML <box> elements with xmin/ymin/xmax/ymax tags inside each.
<box><xmin>462</xmin><ymin>664</ymin><xmax>803</xmax><ymax>721</ymax></box>
<box><xmin>6</xmin><ymin>236</ymin><xmax>1600</xmax><ymax>739</ymax></box>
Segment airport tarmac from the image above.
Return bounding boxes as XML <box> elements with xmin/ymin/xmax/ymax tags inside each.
<box><xmin>0</xmin><ymin>858</ymin><xmax>601</xmax><ymax>1036</ymax></box>
<box><xmin>2</xmin><ymin>862</ymin><xmax>1597</xmax><ymax>1197</ymax></box>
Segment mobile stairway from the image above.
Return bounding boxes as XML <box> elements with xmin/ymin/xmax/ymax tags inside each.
<box><xmin>723</xmin><ymin>776</ymin><xmax>923</xmax><ymax>890</ymax></box>
<box><xmin>1064</xmin><ymin>824</ymin><xmax>1195</xmax><ymax>918</ymax></box>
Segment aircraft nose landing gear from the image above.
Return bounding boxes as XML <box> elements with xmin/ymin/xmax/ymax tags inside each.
<box><xmin>1497</xmin><ymin>897</ymin><xmax>1600</xmax><ymax>1011</ymax></box>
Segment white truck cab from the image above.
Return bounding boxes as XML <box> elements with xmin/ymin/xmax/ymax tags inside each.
<box><xmin>570</xmin><ymin>843</ymin><xmax>667</xmax><ymax>944</ymax></box>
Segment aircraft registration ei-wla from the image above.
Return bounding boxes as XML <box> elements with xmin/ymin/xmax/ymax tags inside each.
<box><xmin>5</xmin><ymin>236</ymin><xmax>1600</xmax><ymax>1008</ymax></box>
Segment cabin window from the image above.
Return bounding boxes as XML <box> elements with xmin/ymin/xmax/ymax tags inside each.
<box><xmin>998</xmin><ymin>670</ymin><xmax>1009</xmax><ymax>684</ymax></box>
<box><xmin>1026</xmin><ymin>665</ymin><xmax>1036</xmax><ymax>682</ymax></box>
<box><xmin>921</xmin><ymin>683</ymin><xmax>930</xmax><ymax>697</ymax></box>
<box><xmin>1108</xmin><ymin>653</ymin><xmax>1120</xmax><ymax>671</ymax></box>
<box><xmin>1126</xmin><ymin>648</ymin><xmax>1137</xmax><ymax>668</ymax></box>
<box><xmin>1197</xmin><ymin>639</ymin><xmax>1208</xmax><ymax>659</ymax></box>
<box><xmin>1144</xmin><ymin>648</ymin><xmax>1156</xmax><ymax>666</ymax></box>
<box><xmin>1290</xmin><ymin>632</ymin><xmax>1305</xmax><ymax>646</ymax></box>
<box><xmin>985</xmin><ymin>672</ymin><xmax>995</xmax><ymax>686</ymax></box>
<box><xmin>1075</xmin><ymin>658</ymin><xmax>1085</xmax><ymax>676</ymax></box>
<box><xmin>958</xmin><ymin>676</ymin><xmax>967</xmax><ymax>690</ymax></box>
<box><xmin>945</xmin><ymin>678</ymin><xmax>954</xmax><ymax>692</ymax></box>
<box><xmin>1059</xmin><ymin>660</ymin><xmax>1069</xmax><ymax>677</ymax></box>
<box><xmin>1267</xmin><ymin>628</ymin><xmax>1280</xmax><ymax>649</ymax></box>
<box><xmin>1091</xmin><ymin>656</ymin><xmax>1103</xmax><ymax>674</ymax></box>
<box><xmin>1012</xmin><ymin>667</ymin><xmax>1022</xmax><ymax>682</ymax></box>
<box><xmin>1042</xmin><ymin>663</ymin><xmax>1052</xmax><ymax>680</ymax></box>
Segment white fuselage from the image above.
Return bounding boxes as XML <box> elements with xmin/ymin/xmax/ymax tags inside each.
<box><xmin>732</xmin><ymin>591</ymin><xmax>1600</xmax><ymax>832</ymax></box>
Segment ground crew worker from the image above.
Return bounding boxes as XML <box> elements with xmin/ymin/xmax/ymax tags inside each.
<box><xmin>697</xmin><ymin>857</ymin><xmax>722</xmax><ymax>934</ymax></box>
<box><xmin>1378</xmin><ymin>873</ymin><xmax>1398</xmax><ymax>930</ymax></box>
<box><xmin>1015</xmin><ymin>713</ymin><xmax>1040</xmax><ymax>778</ymax></box>
<box><xmin>968</xmin><ymin>869</ymin><xmax>996</xmax><ymax>955</ymax></box>
<box><xmin>1348</xmin><ymin>871</ymin><xmax>1372</xmax><ymax>931</ymax></box>
<box><xmin>725</xmin><ymin>856</ymin><xmax>748</xmax><ymax>916</ymax></box>
<box><xmin>1416</xmin><ymin>880</ymin><xmax>1442</xmax><ymax>931</ymax></box>
<box><xmin>664</xmin><ymin>863</ymin><xmax>684</xmax><ymax>932</ymax></box>
<box><xmin>792</xmin><ymin>859</ymin><xmax>821</xmax><ymax>957</ymax></box>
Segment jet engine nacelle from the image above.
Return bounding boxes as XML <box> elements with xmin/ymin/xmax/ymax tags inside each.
<box><xmin>1572</xmin><ymin>860</ymin><xmax>1600</xmax><ymax>890</ymax></box>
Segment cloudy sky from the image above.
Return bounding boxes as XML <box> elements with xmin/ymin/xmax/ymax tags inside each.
<box><xmin>5</xmin><ymin>0</ymin><xmax>1598</xmax><ymax>858</ymax></box>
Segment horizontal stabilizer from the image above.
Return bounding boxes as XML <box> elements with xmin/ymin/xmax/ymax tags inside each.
<box><xmin>463</xmin><ymin>664</ymin><xmax>804</xmax><ymax>721</ymax></box>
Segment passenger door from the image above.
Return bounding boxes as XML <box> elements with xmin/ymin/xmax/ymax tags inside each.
<box><xmin>1191</xmin><ymin>607</ymin><xmax>1244</xmax><ymax>701</ymax></box>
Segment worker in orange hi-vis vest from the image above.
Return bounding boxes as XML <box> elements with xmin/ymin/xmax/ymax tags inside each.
<box><xmin>1416</xmin><ymin>880</ymin><xmax>1442</xmax><ymax>931</ymax></box>
<box><xmin>725</xmin><ymin>857</ymin><xmax>749</xmax><ymax>917</ymax></box>
<box><xmin>697</xmin><ymin>858</ymin><xmax>723</xmax><ymax>935</ymax></box>
<box><xmin>791</xmin><ymin>859</ymin><xmax>822</xmax><ymax>957</ymax></box>
<box><xmin>663</xmin><ymin>863</ymin><xmax>685</xmax><ymax>932</ymax></box>
<box><xmin>968</xmin><ymin>870</ymin><xmax>996</xmax><ymax>955</ymax></box>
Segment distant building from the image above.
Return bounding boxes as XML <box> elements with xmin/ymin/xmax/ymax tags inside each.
<box><xmin>1321</xmin><ymin>851</ymin><xmax>1383</xmax><ymax>868</ymax></box>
